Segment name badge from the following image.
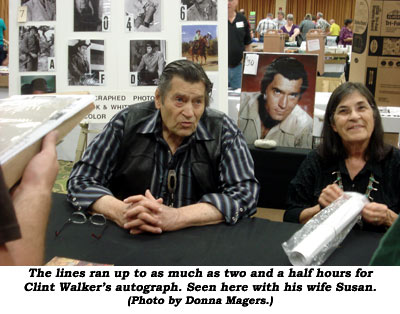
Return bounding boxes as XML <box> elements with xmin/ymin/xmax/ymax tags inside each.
<box><xmin>236</xmin><ymin>21</ymin><xmax>244</xmax><ymax>28</ymax></box>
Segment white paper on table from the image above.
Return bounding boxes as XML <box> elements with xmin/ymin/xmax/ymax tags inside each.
<box><xmin>307</xmin><ymin>39</ymin><xmax>320</xmax><ymax>51</ymax></box>
<box><xmin>287</xmin><ymin>192</ymin><xmax>369</xmax><ymax>266</ymax></box>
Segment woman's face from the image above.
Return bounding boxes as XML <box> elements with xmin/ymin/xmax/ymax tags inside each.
<box><xmin>331</xmin><ymin>91</ymin><xmax>375</xmax><ymax>147</ymax></box>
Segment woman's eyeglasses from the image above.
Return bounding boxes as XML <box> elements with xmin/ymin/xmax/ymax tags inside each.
<box><xmin>55</xmin><ymin>211</ymin><xmax>107</xmax><ymax>239</ymax></box>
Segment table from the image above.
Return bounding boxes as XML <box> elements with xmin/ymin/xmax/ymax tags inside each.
<box><xmin>45</xmin><ymin>193</ymin><xmax>383</xmax><ymax>266</ymax></box>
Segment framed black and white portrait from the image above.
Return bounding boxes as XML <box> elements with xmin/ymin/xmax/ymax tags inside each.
<box><xmin>180</xmin><ymin>0</ymin><xmax>217</xmax><ymax>21</ymax></box>
<box><xmin>74</xmin><ymin>0</ymin><xmax>111</xmax><ymax>32</ymax></box>
<box><xmin>21</xmin><ymin>0</ymin><xmax>56</xmax><ymax>22</ymax></box>
<box><xmin>68</xmin><ymin>39</ymin><xmax>105</xmax><ymax>86</ymax></box>
<box><xmin>130</xmin><ymin>40</ymin><xmax>166</xmax><ymax>86</ymax></box>
<box><xmin>19</xmin><ymin>26</ymin><xmax>55</xmax><ymax>72</ymax></box>
<box><xmin>125</xmin><ymin>0</ymin><xmax>161</xmax><ymax>32</ymax></box>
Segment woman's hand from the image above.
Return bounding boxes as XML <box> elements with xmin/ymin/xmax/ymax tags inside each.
<box><xmin>318</xmin><ymin>183</ymin><xmax>343</xmax><ymax>208</ymax></box>
<box><xmin>362</xmin><ymin>202</ymin><xmax>398</xmax><ymax>227</ymax></box>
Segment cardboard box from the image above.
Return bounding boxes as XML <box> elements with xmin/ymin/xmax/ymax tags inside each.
<box><xmin>306</xmin><ymin>29</ymin><xmax>326</xmax><ymax>75</ymax></box>
<box><xmin>350</xmin><ymin>0</ymin><xmax>400</xmax><ymax>107</ymax></box>
<box><xmin>0</xmin><ymin>95</ymin><xmax>95</xmax><ymax>188</ymax></box>
<box><xmin>263</xmin><ymin>30</ymin><xmax>285</xmax><ymax>52</ymax></box>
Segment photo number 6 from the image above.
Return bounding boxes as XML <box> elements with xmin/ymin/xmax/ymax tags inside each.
<box><xmin>180</xmin><ymin>5</ymin><xmax>187</xmax><ymax>21</ymax></box>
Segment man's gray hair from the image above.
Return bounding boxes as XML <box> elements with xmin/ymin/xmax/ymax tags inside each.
<box><xmin>317</xmin><ymin>12</ymin><xmax>323</xmax><ymax>18</ymax></box>
<box><xmin>158</xmin><ymin>59</ymin><xmax>213</xmax><ymax>107</ymax></box>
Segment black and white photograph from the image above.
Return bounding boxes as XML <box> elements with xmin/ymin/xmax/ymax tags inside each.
<box><xmin>19</xmin><ymin>26</ymin><xmax>55</xmax><ymax>72</ymax></box>
<box><xmin>21</xmin><ymin>0</ymin><xmax>56</xmax><ymax>21</ymax></box>
<box><xmin>125</xmin><ymin>0</ymin><xmax>161</xmax><ymax>32</ymax></box>
<box><xmin>20</xmin><ymin>75</ymin><xmax>56</xmax><ymax>94</ymax></box>
<box><xmin>181</xmin><ymin>0</ymin><xmax>217</xmax><ymax>21</ymax></box>
<box><xmin>130</xmin><ymin>40</ymin><xmax>166</xmax><ymax>86</ymax></box>
<box><xmin>74</xmin><ymin>0</ymin><xmax>111</xmax><ymax>32</ymax></box>
<box><xmin>68</xmin><ymin>39</ymin><xmax>105</xmax><ymax>86</ymax></box>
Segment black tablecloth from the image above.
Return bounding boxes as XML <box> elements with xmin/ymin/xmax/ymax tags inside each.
<box><xmin>249</xmin><ymin>145</ymin><xmax>311</xmax><ymax>209</ymax></box>
<box><xmin>45</xmin><ymin>193</ymin><xmax>382</xmax><ymax>266</ymax></box>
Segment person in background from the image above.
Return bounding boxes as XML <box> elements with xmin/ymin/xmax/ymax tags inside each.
<box><xmin>0</xmin><ymin>131</ymin><xmax>59</xmax><ymax>265</ymax></box>
<box><xmin>273</xmin><ymin>11</ymin><xmax>286</xmax><ymax>30</ymax></box>
<box><xmin>0</xmin><ymin>17</ymin><xmax>7</xmax><ymax>66</ymax></box>
<box><xmin>299</xmin><ymin>13</ymin><xmax>315</xmax><ymax>44</ymax></box>
<box><xmin>256</xmin><ymin>13</ymin><xmax>277</xmax><ymax>43</ymax></box>
<box><xmin>311</xmin><ymin>15</ymin><xmax>317</xmax><ymax>25</ymax></box>
<box><xmin>281</xmin><ymin>14</ymin><xmax>300</xmax><ymax>43</ymax></box>
<box><xmin>228</xmin><ymin>0</ymin><xmax>251</xmax><ymax>89</ymax></box>
<box><xmin>339</xmin><ymin>19</ymin><xmax>353</xmax><ymax>47</ymax></box>
<box><xmin>329</xmin><ymin>19</ymin><xmax>340</xmax><ymax>37</ymax></box>
<box><xmin>284</xmin><ymin>82</ymin><xmax>400</xmax><ymax>232</ymax></box>
<box><xmin>316</xmin><ymin>12</ymin><xmax>330</xmax><ymax>32</ymax></box>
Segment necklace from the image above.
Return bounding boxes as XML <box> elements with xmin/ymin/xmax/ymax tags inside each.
<box><xmin>332</xmin><ymin>171</ymin><xmax>379</xmax><ymax>201</ymax></box>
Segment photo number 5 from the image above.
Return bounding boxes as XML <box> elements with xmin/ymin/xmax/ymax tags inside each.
<box><xmin>102</xmin><ymin>14</ymin><xmax>111</xmax><ymax>32</ymax></box>
<box><xmin>180</xmin><ymin>5</ymin><xmax>187</xmax><ymax>21</ymax></box>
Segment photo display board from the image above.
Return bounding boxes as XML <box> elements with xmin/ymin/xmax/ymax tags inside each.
<box><xmin>9</xmin><ymin>0</ymin><xmax>228</xmax><ymax>123</ymax></box>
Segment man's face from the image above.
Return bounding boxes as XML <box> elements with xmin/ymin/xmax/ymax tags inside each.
<box><xmin>155</xmin><ymin>76</ymin><xmax>206</xmax><ymax>141</ymax></box>
<box><xmin>265</xmin><ymin>74</ymin><xmax>303</xmax><ymax>121</ymax></box>
<box><xmin>228</xmin><ymin>0</ymin><xmax>238</xmax><ymax>11</ymax></box>
<box><xmin>146</xmin><ymin>45</ymin><xmax>153</xmax><ymax>53</ymax></box>
<box><xmin>78</xmin><ymin>45</ymin><xmax>88</xmax><ymax>55</ymax></box>
<box><xmin>278</xmin><ymin>13</ymin><xmax>284</xmax><ymax>20</ymax></box>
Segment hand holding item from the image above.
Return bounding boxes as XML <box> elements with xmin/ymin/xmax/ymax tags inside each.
<box><xmin>318</xmin><ymin>183</ymin><xmax>343</xmax><ymax>209</ymax></box>
<box><xmin>362</xmin><ymin>202</ymin><xmax>398</xmax><ymax>227</ymax></box>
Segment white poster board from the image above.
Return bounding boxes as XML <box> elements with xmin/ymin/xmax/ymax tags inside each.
<box><xmin>9</xmin><ymin>1</ymin><xmax>228</xmax><ymax>124</ymax></box>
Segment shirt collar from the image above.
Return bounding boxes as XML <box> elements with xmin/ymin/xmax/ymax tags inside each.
<box><xmin>136</xmin><ymin>108</ymin><xmax>213</xmax><ymax>141</ymax></box>
<box><xmin>322</xmin><ymin>156</ymin><xmax>383</xmax><ymax>180</ymax></box>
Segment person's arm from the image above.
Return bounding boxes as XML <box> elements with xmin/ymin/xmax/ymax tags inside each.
<box><xmin>284</xmin><ymin>151</ymin><xmax>326</xmax><ymax>223</ymax></box>
<box><xmin>4</xmin><ymin>131</ymin><xmax>58</xmax><ymax>265</ymax></box>
<box><xmin>67</xmin><ymin>111</ymin><xmax>127</xmax><ymax>220</ymax></box>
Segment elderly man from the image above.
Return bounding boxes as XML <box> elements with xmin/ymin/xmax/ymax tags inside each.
<box><xmin>239</xmin><ymin>56</ymin><xmax>313</xmax><ymax>148</ymax></box>
<box><xmin>68</xmin><ymin>60</ymin><xmax>259</xmax><ymax>234</ymax></box>
<box><xmin>137</xmin><ymin>42</ymin><xmax>165</xmax><ymax>85</ymax></box>
<box><xmin>256</xmin><ymin>13</ymin><xmax>277</xmax><ymax>43</ymax></box>
<box><xmin>316</xmin><ymin>12</ymin><xmax>330</xmax><ymax>32</ymax></box>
